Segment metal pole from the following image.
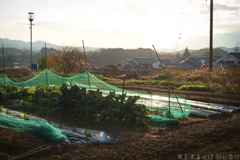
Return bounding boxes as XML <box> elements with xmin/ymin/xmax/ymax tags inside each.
<box><xmin>2</xmin><ymin>44</ymin><xmax>5</xmax><ymax>85</ymax></box>
<box><xmin>82</xmin><ymin>40</ymin><xmax>91</xmax><ymax>90</ymax></box>
<box><xmin>30</xmin><ymin>21</ymin><xmax>33</xmax><ymax>67</ymax></box>
<box><xmin>209</xmin><ymin>0</ymin><xmax>213</xmax><ymax>70</ymax></box>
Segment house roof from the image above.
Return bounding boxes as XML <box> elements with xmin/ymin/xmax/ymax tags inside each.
<box><xmin>173</xmin><ymin>56</ymin><xmax>189</xmax><ymax>63</ymax></box>
<box><xmin>127</xmin><ymin>60</ymin><xmax>138</xmax><ymax>67</ymax></box>
<box><xmin>132</xmin><ymin>58</ymin><xmax>156</xmax><ymax>65</ymax></box>
<box><xmin>229</xmin><ymin>52</ymin><xmax>240</xmax><ymax>59</ymax></box>
<box><xmin>173</xmin><ymin>63</ymin><xmax>194</xmax><ymax>68</ymax></box>
<box><xmin>178</xmin><ymin>56</ymin><xmax>218</xmax><ymax>66</ymax></box>
<box><xmin>152</xmin><ymin>59</ymin><xmax>172</xmax><ymax>67</ymax></box>
<box><xmin>160</xmin><ymin>59</ymin><xmax>172</xmax><ymax>65</ymax></box>
<box><xmin>213</xmin><ymin>56</ymin><xmax>223</xmax><ymax>60</ymax></box>
<box><xmin>214</xmin><ymin>61</ymin><xmax>234</xmax><ymax>68</ymax></box>
<box><xmin>90</xmin><ymin>64</ymin><xmax>98</xmax><ymax>69</ymax></box>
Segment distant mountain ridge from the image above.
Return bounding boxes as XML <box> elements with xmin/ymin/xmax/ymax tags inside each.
<box><xmin>0</xmin><ymin>38</ymin><xmax>98</xmax><ymax>52</ymax></box>
<box><xmin>166</xmin><ymin>31</ymin><xmax>240</xmax><ymax>51</ymax></box>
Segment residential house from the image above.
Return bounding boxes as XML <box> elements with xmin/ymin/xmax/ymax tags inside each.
<box><xmin>173</xmin><ymin>56</ymin><xmax>223</xmax><ymax>71</ymax></box>
<box><xmin>121</xmin><ymin>57</ymin><xmax>156</xmax><ymax>74</ymax></box>
<box><xmin>213</xmin><ymin>52</ymin><xmax>240</xmax><ymax>68</ymax></box>
<box><xmin>152</xmin><ymin>59</ymin><xmax>173</xmax><ymax>69</ymax></box>
<box><xmin>152</xmin><ymin>59</ymin><xmax>195</xmax><ymax>71</ymax></box>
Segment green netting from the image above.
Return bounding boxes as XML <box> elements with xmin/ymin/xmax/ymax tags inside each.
<box><xmin>0</xmin><ymin>113</ymin><xmax>69</xmax><ymax>143</ymax></box>
<box><xmin>0</xmin><ymin>69</ymin><xmax>191</xmax><ymax>118</ymax></box>
<box><xmin>147</xmin><ymin>115</ymin><xmax>180</xmax><ymax>128</ymax></box>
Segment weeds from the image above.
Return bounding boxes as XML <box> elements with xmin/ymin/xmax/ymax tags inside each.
<box><xmin>33</xmin><ymin>117</ymin><xmax>40</xmax><ymax>121</ymax></box>
<box><xmin>84</xmin><ymin>130</ymin><xmax>92</xmax><ymax>137</ymax></box>
<box><xmin>6</xmin><ymin>109</ymin><xmax>11</xmax><ymax>114</ymax></box>
<box><xmin>59</xmin><ymin>124</ymin><xmax>63</xmax><ymax>129</ymax></box>
<box><xmin>71</xmin><ymin>127</ymin><xmax>76</xmax><ymax>132</ymax></box>
<box><xmin>23</xmin><ymin>113</ymin><xmax>30</xmax><ymax>120</ymax></box>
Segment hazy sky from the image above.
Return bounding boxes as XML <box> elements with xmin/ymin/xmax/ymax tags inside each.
<box><xmin>0</xmin><ymin>0</ymin><xmax>240</xmax><ymax>49</ymax></box>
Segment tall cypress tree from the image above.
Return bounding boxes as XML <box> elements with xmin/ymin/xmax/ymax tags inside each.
<box><xmin>183</xmin><ymin>47</ymin><xmax>190</xmax><ymax>57</ymax></box>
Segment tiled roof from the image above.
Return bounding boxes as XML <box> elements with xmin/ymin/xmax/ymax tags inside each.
<box><xmin>173</xmin><ymin>57</ymin><xmax>188</xmax><ymax>64</ymax></box>
<box><xmin>229</xmin><ymin>53</ymin><xmax>240</xmax><ymax>59</ymax></box>
<box><xmin>127</xmin><ymin>60</ymin><xmax>138</xmax><ymax>67</ymax></box>
<box><xmin>173</xmin><ymin>63</ymin><xmax>194</xmax><ymax>68</ymax></box>
<box><xmin>178</xmin><ymin>57</ymin><xmax>218</xmax><ymax>66</ymax></box>
<box><xmin>132</xmin><ymin>58</ymin><xmax>156</xmax><ymax>64</ymax></box>
<box><xmin>214</xmin><ymin>61</ymin><xmax>234</xmax><ymax>68</ymax></box>
<box><xmin>159</xmin><ymin>59</ymin><xmax>172</xmax><ymax>65</ymax></box>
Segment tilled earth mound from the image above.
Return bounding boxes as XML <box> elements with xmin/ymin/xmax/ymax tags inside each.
<box><xmin>0</xmin><ymin>111</ymin><xmax>239</xmax><ymax>160</ymax></box>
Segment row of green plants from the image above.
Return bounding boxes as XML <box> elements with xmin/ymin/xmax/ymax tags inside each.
<box><xmin>127</xmin><ymin>79</ymin><xmax>202</xmax><ymax>86</ymax></box>
<box><xmin>0</xmin><ymin>105</ymin><xmax>30</xmax><ymax>120</ymax></box>
<box><xmin>0</xmin><ymin>84</ymin><xmax>150</xmax><ymax>126</ymax></box>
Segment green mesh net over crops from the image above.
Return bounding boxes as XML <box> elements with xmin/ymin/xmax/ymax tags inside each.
<box><xmin>0</xmin><ymin>113</ymin><xmax>69</xmax><ymax>143</ymax></box>
<box><xmin>0</xmin><ymin>69</ymin><xmax>191</xmax><ymax>119</ymax></box>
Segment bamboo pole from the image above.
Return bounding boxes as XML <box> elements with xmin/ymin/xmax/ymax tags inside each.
<box><xmin>152</xmin><ymin>45</ymin><xmax>183</xmax><ymax>113</ymax></box>
<box><xmin>45</xmin><ymin>43</ymin><xmax>48</xmax><ymax>88</ymax></box>
<box><xmin>169</xmin><ymin>87</ymin><xmax>171</xmax><ymax>119</ymax></box>
<box><xmin>82</xmin><ymin>40</ymin><xmax>91</xmax><ymax>90</ymax></box>
<box><xmin>2</xmin><ymin>44</ymin><xmax>5</xmax><ymax>85</ymax></box>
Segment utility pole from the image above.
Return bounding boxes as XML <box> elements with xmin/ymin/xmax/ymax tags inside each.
<box><xmin>209</xmin><ymin>0</ymin><xmax>213</xmax><ymax>70</ymax></box>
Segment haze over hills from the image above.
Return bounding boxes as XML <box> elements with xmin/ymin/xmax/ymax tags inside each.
<box><xmin>165</xmin><ymin>31</ymin><xmax>240</xmax><ymax>52</ymax></box>
<box><xmin>1</xmin><ymin>31</ymin><xmax>240</xmax><ymax>53</ymax></box>
<box><xmin>0</xmin><ymin>38</ymin><xmax>98</xmax><ymax>52</ymax></box>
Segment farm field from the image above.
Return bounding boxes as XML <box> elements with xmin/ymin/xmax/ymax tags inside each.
<box><xmin>0</xmin><ymin>68</ymin><xmax>240</xmax><ymax>160</ymax></box>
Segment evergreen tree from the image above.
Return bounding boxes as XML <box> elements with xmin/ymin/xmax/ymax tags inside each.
<box><xmin>183</xmin><ymin>47</ymin><xmax>190</xmax><ymax>57</ymax></box>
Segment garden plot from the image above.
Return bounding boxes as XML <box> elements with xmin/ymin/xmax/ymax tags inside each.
<box><xmin>100</xmin><ymin>90</ymin><xmax>239</xmax><ymax>118</ymax></box>
<box><xmin>0</xmin><ymin>108</ymin><xmax>119</xmax><ymax>144</ymax></box>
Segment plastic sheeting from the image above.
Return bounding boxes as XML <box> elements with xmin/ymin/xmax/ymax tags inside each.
<box><xmin>0</xmin><ymin>108</ymin><xmax>119</xmax><ymax>144</ymax></box>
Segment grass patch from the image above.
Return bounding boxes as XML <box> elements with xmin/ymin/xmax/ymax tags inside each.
<box><xmin>59</xmin><ymin>73</ymin><xmax>75</xmax><ymax>77</ymax></box>
<box><xmin>179</xmin><ymin>85</ymin><xmax>213</xmax><ymax>91</ymax></box>
<box><xmin>127</xmin><ymin>80</ymin><xmax>159</xmax><ymax>84</ymax></box>
<box><xmin>100</xmin><ymin>77</ymin><xmax>116</xmax><ymax>81</ymax></box>
<box><xmin>159</xmin><ymin>80</ymin><xmax>185</xmax><ymax>87</ymax></box>
<box><xmin>220</xmin><ymin>87</ymin><xmax>240</xmax><ymax>94</ymax></box>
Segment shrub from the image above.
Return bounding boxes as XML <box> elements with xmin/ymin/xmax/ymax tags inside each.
<box><xmin>220</xmin><ymin>87</ymin><xmax>240</xmax><ymax>94</ymax></box>
<box><xmin>47</xmin><ymin>46</ymin><xmax>91</xmax><ymax>74</ymax></box>
<box><xmin>37</xmin><ymin>54</ymin><xmax>48</xmax><ymax>70</ymax></box>
<box><xmin>27</xmin><ymin>87</ymin><xmax>36</xmax><ymax>95</ymax></box>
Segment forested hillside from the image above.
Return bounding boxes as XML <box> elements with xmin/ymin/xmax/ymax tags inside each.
<box><xmin>87</xmin><ymin>48</ymin><xmax>157</xmax><ymax>67</ymax></box>
<box><xmin>190</xmin><ymin>48</ymin><xmax>228</xmax><ymax>57</ymax></box>
<box><xmin>0</xmin><ymin>47</ymin><xmax>23</xmax><ymax>55</ymax></box>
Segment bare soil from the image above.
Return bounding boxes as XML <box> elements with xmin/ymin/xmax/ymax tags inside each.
<box><xmin>0</xmin><ymin>67</ymin><xmax>35</xmax><ymax>82</ymax></box>
<box><xmin>0</xmin><ymin>68</ymin><xmax>240</xmax><ymax>160</ymax></box>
